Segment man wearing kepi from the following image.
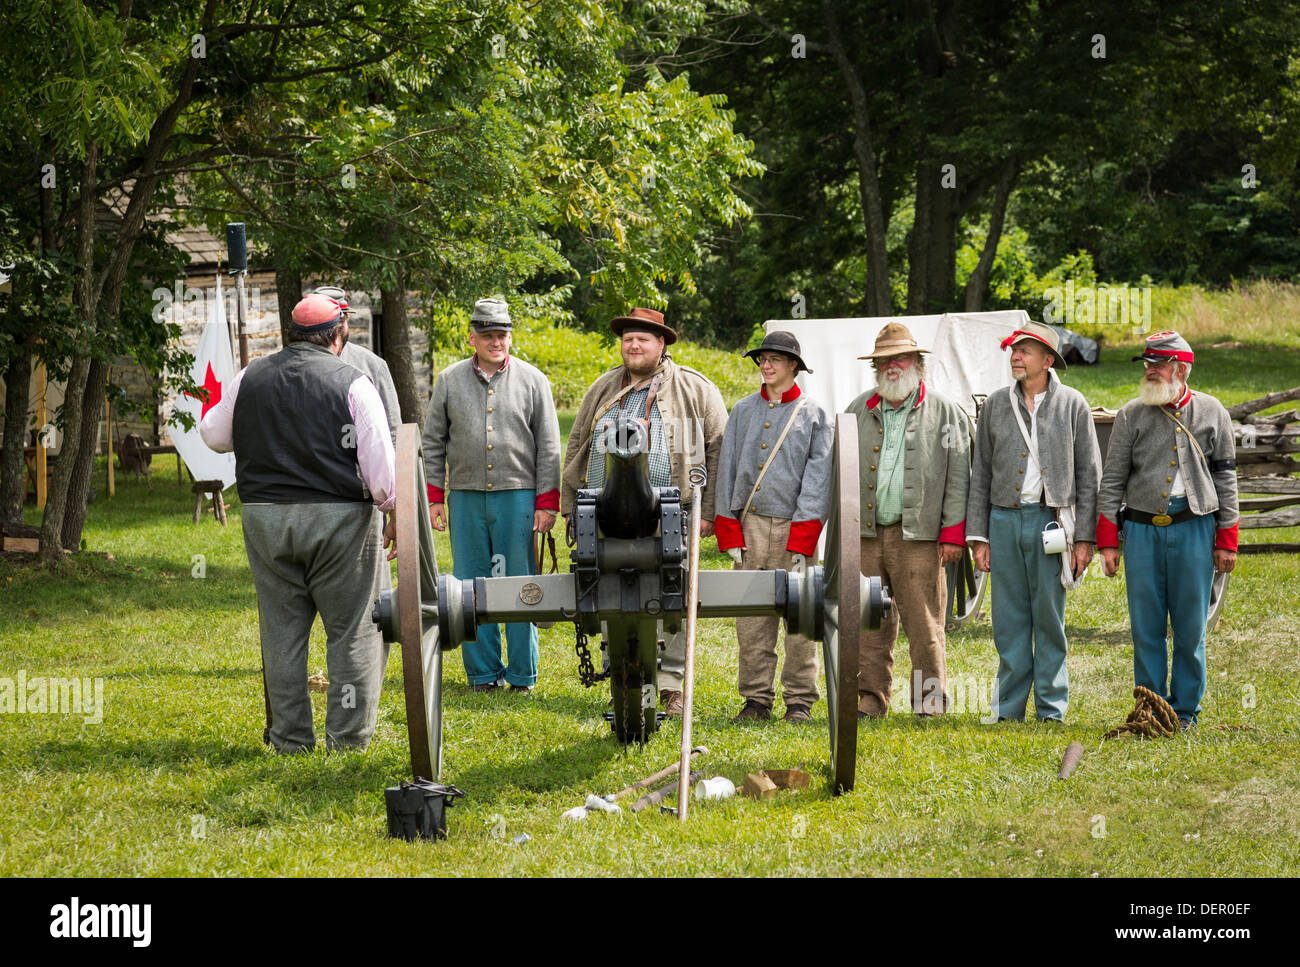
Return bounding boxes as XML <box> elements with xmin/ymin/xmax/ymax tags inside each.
<box><xmin>200</xmin><ymin>293</ymin><xmax>396</xmax><ymax>753</ymax></box>
<box><xmin>562</xmin><ymin>307</ymin><xmax>728</xmax><ymax>716</ymax></box>
<box><xmin>847</xmin><ymin>322</ymin><xmax>970</xmax><ymax>717</ymax></box>
<box><xmin>713</xmin><ymin>331</ymin><xmax>832</xmax><ymax>724</ymax></box>
<box><xmin>1097</xmin><ymin>330</ymin><xmax>1238</xmax><ymax>731</ymax></box>
<box><xmin>314</xmin><ymin>286</ymin><xmax>401</xmax><ymax>443</ymax></box>
<box><xmin>422</xmin><ymin>298</ymin><xmax>561</xmax><ymax>694</ymax></box>
<box><xmin>966</xmin><ymin>321</ymin><xmax>1101</xmax><ymax>723</ymax></box>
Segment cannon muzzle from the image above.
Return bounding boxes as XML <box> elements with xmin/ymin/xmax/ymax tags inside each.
<box><xmin>595</xmin><ymin>417</ymin><xmax>660</xmax><ymax>539</ymax></box>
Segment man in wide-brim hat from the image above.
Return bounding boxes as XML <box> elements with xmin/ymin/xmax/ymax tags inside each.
<box><xmin>1096</xmin><ymin>330</ymin><xmax>1239</xmax><ymax>731</ymax></box>
<box><xmin>847</xmin><ymin>321</ymin><xmax>970</xmax><ymax>717</ymax></box>
<box><xmin>966</xmin><ymin>319</ymin><xmax>1101</xmax><ymax>723</ymax></box>
<box><xmin>714</xmin><ymin>330</ymin><xmax>833</xmax><ymax>724</ymax></box>
<box><xmin>561</xmin><ymin>307</ymin><xmax>728</xmax><ymax>716</ymax></box>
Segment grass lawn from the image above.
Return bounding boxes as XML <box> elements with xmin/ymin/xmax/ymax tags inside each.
<box><xmin>1</xmin><ymin>345</ymin><xmax>1297</xmax><ymax>877</ymax></box>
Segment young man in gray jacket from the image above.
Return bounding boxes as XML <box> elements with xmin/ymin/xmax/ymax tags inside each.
<box><xmin>1096</xmin><ymin>330</ymin><xmax>1238</xmax><ymax>729</ymax></box>
<box><xmin>966</xmin><ymin>321</ymin><xmax>1101</xmax><ymax>723</ymax></box>
<box><xmin>714</xmin><ymin>331</ymin><xmax>833</xmax><ymax>724</ymax></box>
<box><xmin>422</xmin><ymin>298</ymin><xmax>561</xmax><ymax>694</ymax></box>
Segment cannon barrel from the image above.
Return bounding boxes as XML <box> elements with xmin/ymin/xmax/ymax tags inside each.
<box><xmin>595</xmin><ymin>417</ymin><xmax>660</xmax><ymax>539</ymax></box>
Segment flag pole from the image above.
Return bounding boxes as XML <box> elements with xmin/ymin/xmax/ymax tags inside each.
<box><xmin>226</xmin><ymin>223</ymin><xmax>249</xmax><ymax>368</ymax></box>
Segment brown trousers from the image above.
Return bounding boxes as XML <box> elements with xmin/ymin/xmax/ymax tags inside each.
<box><xmin>736</xmin><ymin>513</ymin><xmax>820</xmax><ymax>709</ymax></box>
<box><xmin>858</xmin><ymin>524</ymin><xmax>948</xmax><ymax>716</ymax></box>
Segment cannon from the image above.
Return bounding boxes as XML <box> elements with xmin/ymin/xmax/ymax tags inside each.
<box><xmin>373</xmin><ymin>414</ymin><xmax>891</xmax><ymax>794</ymax></box>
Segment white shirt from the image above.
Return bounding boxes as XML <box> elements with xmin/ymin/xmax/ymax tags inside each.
<box><xmin>1021</xmin><ymin>388</ymin><xmax>1047</xmax><ymax>502</ymax></box>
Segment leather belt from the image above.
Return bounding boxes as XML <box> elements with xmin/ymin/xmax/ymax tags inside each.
<box><xmin>1123</xmin><ymin>507</ymin><xmax>1199</xmax><ymax>527</ymax></box>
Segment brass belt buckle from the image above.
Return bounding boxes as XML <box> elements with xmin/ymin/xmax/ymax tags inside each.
<box><xmin>1151</xmin><ymin>514</ymin><xmax>1173</xmax><ymax>526</ymax></box>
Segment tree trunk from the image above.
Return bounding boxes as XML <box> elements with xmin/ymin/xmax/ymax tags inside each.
<box><xmin>275</xmin><ymin>256</ymin><xmax>302</xmax><ymax>349</ymax></box>
<box><xmin>0</xmin><ymin>349</ymin><xmax>32</xmax><ymax>527</ymax></box>
<box><xmin>963</xmin><ymin>160</ymin><xmax>1018</xmax><ymax>311</ymax></box>
<box><xmin>40</xmin><ymin>145</ymin><xmax>98</xmax><ymax>563</ymax></box>
<box><xmin>381</xmin><ymin>268</ymin><xmax>421</xmax><ymax>428</ymax></box>
<box><xmin>60</xmin><ymin>357</ymin><xmax>108</xmax><ymax>550</ymax></box>
<box><xmin>821</xmin><ymin>0</ymin><xmax>891</xmax><ymax>316</ymax></box>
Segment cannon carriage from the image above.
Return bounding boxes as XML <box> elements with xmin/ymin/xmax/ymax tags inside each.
<box><xmin>374</xmin><ymin>414</ymin><xmax>890</xmax><ymax>794</ymax></box>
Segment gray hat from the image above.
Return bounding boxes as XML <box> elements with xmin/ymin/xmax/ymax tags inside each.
<box><xmin>312</xmin><ymin>285</ymin><xmax>353</xmax><ymax>312</ymax></box>
<box><xmin>1133</xmin><ymin>330</ymin><xmax>1194</xmax><ymax>364</ymax></box>
<box><xmin>470</xmin><ymin>298</ymin><xmax>512</xmax><ymax>332</ymax></box>
<box><xmin>744</xmin><ymin>330</ymin><xmax>813</xmax><ymax>374</ymax></box>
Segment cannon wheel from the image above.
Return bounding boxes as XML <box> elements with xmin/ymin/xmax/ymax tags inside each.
<box><xmin>1206</xmin><ymin>571</ymin><xmax>1229</xmax><ymax>632</ymax></box>
<box><xmin>822</xmin><ymin>415</ymin><xmax>862</xmax><ymax>795</ymax></box>
<box><xmin>394</xmin><ymin>424</ymin><xmax>445</xmax><ymax>780</ymax></box>
<box><xmin>945</xmin><ymin>548</ymin><xmax>988</xmax><ymax>631</ymax></box>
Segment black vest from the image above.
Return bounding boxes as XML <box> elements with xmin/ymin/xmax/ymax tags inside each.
<box><xmin>232</xmin><ymin>342</ymin><xmax>369</xmax><ymax>504</ymax></box>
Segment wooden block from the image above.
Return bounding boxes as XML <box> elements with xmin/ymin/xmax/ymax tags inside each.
<box><xmin>2</xmin><ymin>536</ymin><xmax>39</xmax><ymax>553</ymax></box>
<box><xmin>742</xmin><ymin>773</ymin><xmax>778</xmax><ymax>800</ymax></box>
<box><xmin>763</xmin><ymin>768</ymin><xmax>811</xmax><ymax>790</ymax></box>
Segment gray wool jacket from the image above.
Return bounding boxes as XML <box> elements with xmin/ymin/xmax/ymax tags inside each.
<box><xmin>966</xmin><ymin>372</ymin><xmax>1102</xmax><ymax>544</ymax></box>
<box><xmin>712</xmin><ymin>385</ymin><xmax>833</xmax><ymax>555</ymax></box>
<box><xmin>340</xmin><ymin>341</ymin><xmax>401</xmax><ymax>444</ymax></box>
<box><xmin>421</xmin><ymin>355</ymin><xmax>561</xmax><ymax>504</ymax></box>
<box><xmin>1096</xmin><ymin>388</ymin><xmax>1239</xmax><ymax>546</ymax></box>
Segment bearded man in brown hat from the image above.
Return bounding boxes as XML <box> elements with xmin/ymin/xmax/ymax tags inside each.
<box><xmin>845</xmin><ymin>322</ymin><xmax>970</xmax><ymax>718</ymax></box>
<box><xmin>562</xmin><ymin>307</ymin><xmax>728</xmax><ymax>715</ymax></box>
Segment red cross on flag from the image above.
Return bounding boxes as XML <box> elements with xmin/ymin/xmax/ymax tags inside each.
<box><xmin>172</xmin><ymin>275</ymin><xmax>237</xmax><ymax>489</ymax></box>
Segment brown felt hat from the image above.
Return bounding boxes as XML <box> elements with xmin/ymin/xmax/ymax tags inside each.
<box><xmin>857</xmin><ymin>321</ymin><xmax>931</xmax><ymax>360</ymax></box>
<box><xmin>611</xmin><ymin>306</ymin><xmax>678</xmax><ymax>345</ymax></box>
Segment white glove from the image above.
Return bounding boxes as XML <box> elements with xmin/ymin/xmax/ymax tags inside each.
<box><xmin>726</xmin><ymin>547</ymin><xmax>744</xmax><ymax>565</ymax></box>
<box><xmin>790</xmin><ymin>553</ymin><xmax>806</xmax><ymax>573</ymax></box>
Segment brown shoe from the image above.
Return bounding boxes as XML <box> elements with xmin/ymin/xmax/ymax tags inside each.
<box><xmin>508</xmin><ymin>684</ymin><xmax>533</xmax><ymax>696</ymax></box>
<box><xmin>783</xmin><ymin>704</ymin><xmax>811</xmax><ymax>724</ymax></box>
<box><xmin>660</xmin><ymin>689</ymin><xmax>684</xmax><ymax>716</ymax></box>
<box><xmin>733</xmin><ymin>700</ymin><xmax>772</xmax><ymax>722</ymax></box>
<box><xmin>470</xmin><ymin>682</ymin><xmax>498</xmax><ymax>694</ymax></box>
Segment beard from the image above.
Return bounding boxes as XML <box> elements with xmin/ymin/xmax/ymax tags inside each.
<box><xmin>1139</xmin><ymin>375</ymin><xmax>1181</xmax><ymax>406</ymax></box>
<box><xmin>876</xmin><ymin>364</ymin><xmax>921</xmax><ymax>404</ymax></box>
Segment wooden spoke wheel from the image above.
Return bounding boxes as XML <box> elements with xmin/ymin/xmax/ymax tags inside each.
<box><xmin>393</xmin><ymin>424</ymin><xmax>446</xmax><ymax>781</ymax></box>
<box><xmin>822</xmin><ymin>414</ymin><xmax>862</xmax><ymax>795</ymax></box>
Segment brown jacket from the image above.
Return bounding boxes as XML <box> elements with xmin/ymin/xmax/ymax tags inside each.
<box><xmin>562</xmin><ymin>356</ymin><xmax>728</xmax><ymax>520</ymax></box>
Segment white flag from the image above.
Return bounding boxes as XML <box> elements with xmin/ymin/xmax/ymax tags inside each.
<box><xmin>172</xmin><ymin>277</ymin><xmax>237</xmax><ymax>489</ymax></box>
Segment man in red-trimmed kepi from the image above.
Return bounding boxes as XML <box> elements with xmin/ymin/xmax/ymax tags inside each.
<box><xmin>1096</xmin><ymin>330</ymin><xmax>1239</xmax><ymax>731</ymax></box>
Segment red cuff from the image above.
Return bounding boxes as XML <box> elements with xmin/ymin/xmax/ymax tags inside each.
<box><xmin>535</xmin><ymin>489</ymin><xmax>559</xmax><ymax>512</ymax></box>
<box><xmin>427</xmin><ymin>483</ymin><xmax>445</xmax><ymax>504</ymax></box>
<box><xmin>1214</xmin><ymin>521</ymin><xmax>1239</xmax><ymax>552</ymax></box>
<box><xmin>786</xmin><ymin>519</ymin><xmax>823</xmax><ymax>557</ymax></box>
<box><xmin>1096</xmin><ymin>513</ymin><xmax>1119</xmax><ymax>549</ymax></box>
<box><xmin>714</xmin><ymin>515</ymin><xmax>744</xmax><ymax>551</ymax></box>
<box><xmin>938</xmin><ymin>520</ymin><xmax>966</xmax><ymax>546</ymax></box>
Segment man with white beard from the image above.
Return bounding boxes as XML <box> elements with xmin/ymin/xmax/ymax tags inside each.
<box><xmin>846</xmin><ymin>323</ymin><xmax>970</xmax><ymax>718</ymax></box>
<box><xmin>965</xmin><ymin>321</ymin><xmax>1101</xmax><ymax>723</ymax></box>
<box><xmin>1097</xmin><ymin>331</ymin><xmax>1239</xmax><ymax>730</ymax></box>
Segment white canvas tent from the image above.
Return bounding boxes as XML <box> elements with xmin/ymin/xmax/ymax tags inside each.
<box><xmin>765</xmin><ymin>310</ymin><xmax>1031</xmax><ymax>418</ymax></box>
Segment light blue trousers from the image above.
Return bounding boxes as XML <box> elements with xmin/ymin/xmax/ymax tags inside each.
<box><xmin>1122</xmin><ymin>497</ymin><xmax>1214</xmax><ymax>723</ymax></box>
<box><xmin>448</xmin><ymin>489</ymin><xmax>538</xmax><ymax>687</ymax></box>
<box><xmin>989</xmin><ymin>505</ymin><xmax>1069</xmax><ymax>721</ymax></box>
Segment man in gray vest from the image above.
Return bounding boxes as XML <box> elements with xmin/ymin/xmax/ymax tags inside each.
<box><xmin>201</xmin><ymin>293</ymin><xmax>397</xmax><ymax>753</ymax></box>
<box><xmin>422</xmin><ymin>298</ymin><xmax>561</xmax><ymax>694</ymax></box>
<box><xmin>714</xmin><ymin>331</ymin><xmax>832</xmax><ymax>724</ymax></box>
<box><xmin>966</xmin><ymin>321</ymin><xmax>1100</xmax><ymax>723</ymax></box>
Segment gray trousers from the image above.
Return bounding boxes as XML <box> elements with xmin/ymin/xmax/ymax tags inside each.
<box><xmin>242</xmin><ymin>502</ymin><xmax>389</xmax><ymax>753</ymax></box>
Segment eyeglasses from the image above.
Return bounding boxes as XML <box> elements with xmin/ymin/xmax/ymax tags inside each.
<box><xmin>755</xmin><ymin>354</ymin><xmax>789</xmax><ymax>366</ymax></box>
<box><xmin>1142</xmin><ymin>358</ymin><xmax>1174</xmax><ymax>370</ymax></box>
